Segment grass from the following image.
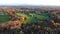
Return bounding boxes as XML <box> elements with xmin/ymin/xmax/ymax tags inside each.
<box><xmin>29</xmin><ymin>13</ymin><xmax>50</xmax><ymax>20</ymax></box>
<box><xmin>15</xmin><ymin>12</ymin><xmax>37</xmax><ymax>24</ymax></box>
<box><xmin>15</xmin><ymin>12</ymin><xmax>50</xmax><ymax>24</ymax></box>
<box><xmin>0</xmin><ymin>12</ymin><xmax>9</xmax><ymax>23</ymax></box>
<box><xmin>0</xmin><ymin>11</ymin><xmax>50</xmax><ymax>24</ymax></box>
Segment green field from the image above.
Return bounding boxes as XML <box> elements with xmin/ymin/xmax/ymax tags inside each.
<box><xmin>0</xmin><ymin>12</ymin><xmax>9</xmax><ymax>23</ymax></box>
<box><xmin>15</xmin><ymin>12</ymin><xmax>50</xmax><ymax>24</ymax></box>
<box><xmin>0</xmin><ymin>11</ymin><xmax>50</xmax><ymax>24</ymax></box>
<box><xmin>29</xmin><ymin>13</ymin><xmax>50</xmax><ymax>20</ymax></box>
<box><xmin>15</xmin><ymin>12</ymin><xmax>37</xmax><ymax>24</ymax></box>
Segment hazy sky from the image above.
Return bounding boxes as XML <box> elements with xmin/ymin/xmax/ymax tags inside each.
<box><xmin>0</xmin><ymin>0</ymin><xmax>60</xmax><ymax>6</ymax></box>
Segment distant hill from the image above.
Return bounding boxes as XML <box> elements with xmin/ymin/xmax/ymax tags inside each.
<box><xmin>0</xmin><ymin>6</ymin><xmax>60</xmax><ymax>10</ymax></box>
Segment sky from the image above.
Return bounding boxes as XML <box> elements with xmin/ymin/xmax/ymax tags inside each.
<box><xmin>0</xmin><ymin>0</ymin><xmax>60</xmax><ymax>6</ymax></box>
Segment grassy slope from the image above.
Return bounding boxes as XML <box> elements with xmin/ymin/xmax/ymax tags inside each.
<box><xmin>15</xmin><ymin>12</ymin><xmax>37</xmax><ymax>24</ymax></box>
<box><xmin>15</xmin><ymin>12</ymin><xmax>50</xmax><ymax>24</ymax></box>
<box><xmin>29</xmin><ymin>13</ymin><xmax>50</xmax><ymax>20</ymax></box>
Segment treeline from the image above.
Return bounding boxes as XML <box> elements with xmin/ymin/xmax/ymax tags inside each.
<box><xmin>0</xmin><ymin>22</ymin><xmax>60</xmax><ymax>34</ymax></box>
